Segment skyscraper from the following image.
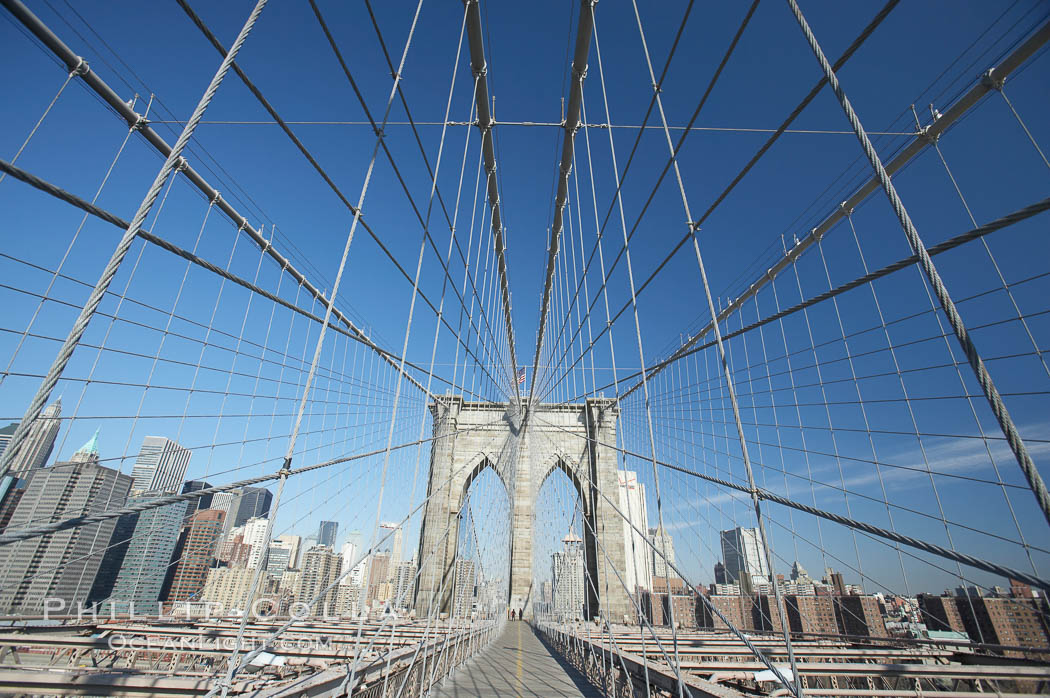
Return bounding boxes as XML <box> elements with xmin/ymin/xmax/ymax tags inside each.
<box><xmin>340</xmin><ymin>539</ymin><xmax>359</xmax><ymax>576</ymax></box>
<box><xmin>226</xmin><ymin>486</ymin><xmax>273</xmax><ymax>531</ymax></box>
<box><xmin>167</xmin><ymin>508</ymin><xmax>225</xmax><ymax>602</ymax></box>
<box><xmin>317</xmin><ymin>520</ymin><xmax>338</xmax><ymax>548</ymax></box>
<box><xmin>0</xmin><ymin>399</ymin><xmax>61</xmax><ymax>478</ymax></box>
<box><xmin>379</xmin><ymin>521</ymin><xmax>403</xmax><ymax>581</ymax></box>
<box><xmin>0</xmin><ymin>433</ymin><xmax>132</xmax><ymax>614</ymax></box>
<box><xmin>649</xmin><ymin>525</ymin><xmax>678</xmax><ymax>580</ymax></box>
<box><xmin>108</xmin><ymin>493</ymin><xmax>188</xmax><ymax>613</ymax></box>
<box><xmin>130</xmin><ymin>436</ymin><xmax>190</xmax><ymax>494</ymax></box>
<box><xmin>242</xmin><ymin>517</ymin><xmax>270</xmax><ymax>569</ymax></box>
<box><xmin>181</xmin><ymin>480</ymin><xmax>213</xmax><ymax>514</ymax></box>
<box><xmin>720</xmin><ymin>527</ymin><xmax>770</xmax><ymax>590</ymax></box>
<box><xmin>617</xmin><ymin>471</ymin><xmax>651</xmax><ymax>594</ymax></box>
<box><xmin>552</xmin><ymin>531</ymin><xmax>584</xmax><ymax>620</ymax></box>
<box><xmin>88</xmin><ymin>509</ymin><xmax>140</xmax><ymax>607</ymax></box>
<box><xmin>452</xmin><ymin>558</ymin><xmax>475</xmax><ymax>619</ymax></box>
<box><xmin>274</xmin><ymin>534</ymin><xmax>302</xmax><ymax>570</ymax></box>
<box><xmin>265</xmin><ymin>545</ymin><xmax>292</xmax><ymax>579</ymax></box>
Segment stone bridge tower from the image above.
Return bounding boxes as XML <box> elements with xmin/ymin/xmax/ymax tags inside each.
<box><xmin>414</xmin><ymin>396</ymin><xmax>629</xmax><ymax>621</ymax></box>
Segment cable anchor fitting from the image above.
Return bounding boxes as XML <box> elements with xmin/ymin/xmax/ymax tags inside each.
<box><xmin>981</xmin><ymin>69</ymin><xmax>1004</xmax><ymax>92</ymax></box>
<box><xmin>175</xmin><ymin>157</ymin><xmax>189</xmax><ymax>172</ymax></box>
<box><xmin>130</xmin><ymin>113</ymin><xmax>149</xmax><ymax>132</ymax></box>
<box><xmin>70</xmin><ymin>57</ymin><xmax>89</xmax><ymax>78</ymax></box>
<box><xmin>279</xmin><ymin>456</ymin><xmax>293</xmax><ymax>475</ymax></box>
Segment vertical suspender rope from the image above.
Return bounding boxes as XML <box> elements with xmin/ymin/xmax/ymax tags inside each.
<box><xmin>216</xmin><ymin>0</ymin><xmax>427</xmax><ymax>690</ymax></box>
<box><xmin>0</xmin><ymin>0</ymin><xmax>269</xmax><ymax>482</ymax></box>
<box><xmin>785</xmin><ymin>0</ymin><xmax>1050</xmax><ymax>528</ymax></box>
<box><xmin>626</xmin><ymin>0</ymin><xmax>802</xmax><ymax>694</ymax></box>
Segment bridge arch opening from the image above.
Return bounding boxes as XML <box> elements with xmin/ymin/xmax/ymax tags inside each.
<box><xmin>448</xmin><ymin>455</ymin><xmax>511</xmax><ymax>620</ymax></box>
<box><xmin>532</xmin><ymin>456</ymin><xmax>589</xmax><ymax>622</ymax></box>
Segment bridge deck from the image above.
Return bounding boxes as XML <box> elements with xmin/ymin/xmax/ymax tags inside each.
<box><xmin>432</xmin><ymin>621</ymin><xmax>603</xmax><ymax>698</ymax></box>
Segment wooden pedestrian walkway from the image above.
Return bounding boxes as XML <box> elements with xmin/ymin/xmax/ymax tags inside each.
<box><xmin>431</xmin><ymin>621</ymin><xmax>604</xmax><ymax>697</ymax></box>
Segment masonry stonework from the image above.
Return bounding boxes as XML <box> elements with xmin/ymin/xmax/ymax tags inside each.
<box><xmin>414</xmin><ymin>397</ymin><xmax>629</xmax><ymax>621</ymax></box>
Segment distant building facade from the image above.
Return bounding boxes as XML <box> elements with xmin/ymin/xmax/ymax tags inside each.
<box><xmin>130</xmin><ymin>436</ymin><xmax>190</xmax><ymax>493</ymax></box>
<box><xmin>167</xmin><ymin>509</ymin><xmax>225</xmax><ymax>602</ymax></box>
<box><xmin>107</xmin><ymin>493</ymin><xmax>188</xmax><ymax>613</ymax></box>
<box><xmin>0</xmin><ymin>434</ymin><xmax>132</xmax><ymax>614</ymax></box>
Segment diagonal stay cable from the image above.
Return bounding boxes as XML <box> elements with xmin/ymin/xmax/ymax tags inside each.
<box><xmin>178</xmin><ymin>0</ymin><xmax>508</xmax><ymax>403</ymax></box>
<box><xmin>567</xmin><ymin>195</ymin><xmax>1050</xmax><ymax>402</ymax></box>
<box><xmin>0</xmin><ymin>0</ymin><xmax>447</xmax><ymax>405</ymax></box>
<box><xmin>538</xmin><ymin>0</ymin><xmax>762</xmax><ymax>401</ymax></box>
<box><xmin>0</xmin><ymin>0</ymin><xmax>269</xmax><ymax>482</ymax></box>
<box><xmin>785</xmin><ymin>0</ymin><xmax>1050</xmax><ymax>527</ymax></box>
<box><xmin>0</xmin><ymin>157</ymin><xmax>512</xmax><ymax>399</ymax></box>
<box><xmin>0</xmin><ymin>418</ymin><xmax>500</xmax><ymax>547</ymax></box>
<box><xmin>532</xmin><ymin>411</ymin><xmax>1050</xmax><ymax>592</ymax></box>
<box><xmin>541</xmin><ymin>0</ymin><xmax>902</xmax><ymax>399</ymax></box>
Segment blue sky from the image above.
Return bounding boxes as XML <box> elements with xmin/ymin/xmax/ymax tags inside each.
<box><xmin>1</xmin><ymin>0</ymin><xmax>1048</xmax><ymax>599</ymax></box>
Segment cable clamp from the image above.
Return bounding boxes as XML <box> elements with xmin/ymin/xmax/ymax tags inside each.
<box><xmin>472</xmin><ymin>63</ymin><xmax>487</xmax><ymax>79</ymax></box>
<box><xmin>838</xmin><ymin>201</ymin><xmax>853</xmax><ymax>217</ymax></box>
<box><xmin>651</xmin><ymin>82</ymin><xmax>662</xmax><ymax>94</ymax></box>
<box><xmin>279</xmin><ymin>456</ymin><xmax>293</xmax><ymax>474</ymax></box>
<box><xmin>211</xmin><ymin>192</ymin><xmax>222</xmax><ymax>206</ymax></box>
<box><xmin>130</xmin><ymin>114</ymin><xmax>149</xmax><ymax>132</ymax></box>
<box><xmin>916</xmin><ymin>124</ymin><xmax>938</xmax><ymax>145</ymax></box>
<box><xmin>981</xmin><ymin>69</ymin><xmax>1004</xmax><ymax>92</ymax></box>
<box><xmin>175</xmin><ymin>157</ymin><xmax>188</xmax><ymax>172</ymax></box>
<box><xmin>689</xmin><ymin>221</ymin><xmax>701</xmax><ymax>232</ymax></box>
<box><xmin>70</xmin><ymin>57</ymin><xmax>89</xmax><ymax>77</ymax></box>
<box><xmin>573</xmin><ymin>65</ymin><xmax>588</xmax><ymax>82</ymax></box>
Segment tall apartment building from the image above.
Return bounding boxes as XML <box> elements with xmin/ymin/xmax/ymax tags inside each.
<box><xmin>784</xmin><ymin>594</ymin><xmax>839</xmax><ymax>634</ymax></box>
<box><xmin>0</xmin><ymin>434</ymin><xmax>132</xmax><ymax>614</ymax></box>
<box><xmin>392</xmin><ymin>558</ymin><xmax>417</xmax><ymax>610</ymax></box>
<box><xmin>720</xmin><ymin>527</ymin><xmax>769</xmax><ymax>590</ymax></box>
<box><xmin>919</xmin><ymin>593</ymin><xmax>1050</xmax><ymax>657</ymax></box>
<box><xmin>108</xmin><ymin>493</ymin><xmax>188</xmax><ymax>614</ymax></box>
<box><xmin>200</xmin><ymin>566</ymin><xmax>257</xmax><ymax>615</ymax></box>
<box><xmin>649</xmin><ymin>526</ymin><xmax>678</xmax><ymax>581</ymax></box>
<box><xmin>298</xmin><ymin>545</ymin><xmax>342</xmax><ymax>616</ymax></box>
<box><xmin>367</xmin><ymin>552</ymin><xmax>392</xmax><ymax>605</ymax></box>
<box><xmin>617</xmin><ymin>471</ymin><xmax>651</xmax><ymax>594</ymax></box>
<box><xmin>0</xmin><ymin>398</ymin><xmax>61</xmax><ymax>479</ymax></box>
<box><xmin>167</xmin><ymin>509</ymin><xmax>225</xmax><ymax>602</ymax></box>
<box><xmin>835</xmin><ymin>595</ymin><xmax>889</xmax><ymax>637</ymax></box>
<box><xmin>317</xmin><ymin>520</ymin><xmax>338</xmax><ymax>548</ymax></box>
<box><xmin>552</xmin><ymin>531</ymin><xmax>584</xmax><ymax>620</ymax></box>
<box><xmin>130</xmin><ymin>436</ymin><xmax>190</xmax><ymax>493</ymax></box>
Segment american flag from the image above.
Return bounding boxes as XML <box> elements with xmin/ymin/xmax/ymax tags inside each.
<box><xmin>518</xmin><ymin>367</ymin><xmax>526</xmax><ymax>384</ymax></box>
